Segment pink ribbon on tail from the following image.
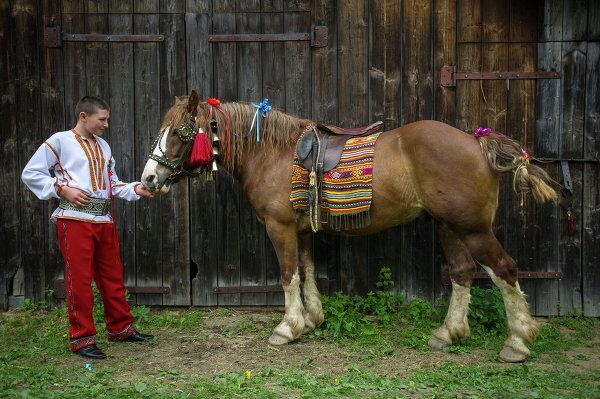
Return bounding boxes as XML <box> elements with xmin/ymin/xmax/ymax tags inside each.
<box><xmin>474</xmin><ymin>127</ymin><xmax>531</xmax><ymax>162</ymax></box>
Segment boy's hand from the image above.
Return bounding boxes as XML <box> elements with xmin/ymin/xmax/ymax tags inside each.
<box><xmin>135</xmin><ymin>184</ymin><xmax>155</xmax><ymax>198</ymax></box>
<box><xmin>60</xmin><ymin>186</ymin><xmax>92</xmax><ymax>208</ymax></box>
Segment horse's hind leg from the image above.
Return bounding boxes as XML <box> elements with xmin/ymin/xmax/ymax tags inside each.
<box><xmin>461</xmin><ymin>231</ymin><xmax>539</xmax><ymax>363</ymax></box>
<box><xmin>429</xmin><ymin>223</ymin><xmax>476</xmax><ymax>350</ymax></box>
<box><xmin>265</xmin><ymin>220</ymin><xmax>305</xmax><ymax>345</ymax></box>
<box><xmin>298</xmin><ymin>232</ymin><xmax>323</xmax><ymax>334</ymax></box>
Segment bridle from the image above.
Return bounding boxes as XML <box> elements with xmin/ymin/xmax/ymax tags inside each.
<box><xmin>148</xmin><ymin>114</ymin><xmax>208</xmax><ymax>183</ymax></box>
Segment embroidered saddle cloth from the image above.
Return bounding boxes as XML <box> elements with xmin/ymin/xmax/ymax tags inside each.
<box><xmin>290</xmin><ymin>132</ymin><xmax>380</xmax><ymax>231</ymax></box>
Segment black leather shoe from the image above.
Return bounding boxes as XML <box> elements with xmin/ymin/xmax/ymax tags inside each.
<box><xmin>76</xmin><ymin>344</ymin><xmax>107</xmax><ymax>359</ymax></box>
<box><xmin>123</xmin><ymin>331</ymin><xmax>154</xmax><ymax>342</ymax></box>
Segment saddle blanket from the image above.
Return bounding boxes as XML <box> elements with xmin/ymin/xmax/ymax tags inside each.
<box><xmin>290</xmin><ymin>132</ymin><xmax>380</xmax><ymax>230</ymax></box>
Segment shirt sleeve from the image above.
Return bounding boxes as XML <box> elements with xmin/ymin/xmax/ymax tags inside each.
<box><xmin>109</xmin><ymin>156</ymin><xmax>141</xmax><ymax>201</ymax></box>
<box><xmin>21</xmin><ymin>140</ymin><xmax>61</xmax><ymax>200</ymax></box>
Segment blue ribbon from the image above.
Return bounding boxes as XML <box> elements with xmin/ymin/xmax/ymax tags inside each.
<box><xmin>250</xmin><ymin>98</ymin><xmax>272</xmax><ymax>142</ymax></box>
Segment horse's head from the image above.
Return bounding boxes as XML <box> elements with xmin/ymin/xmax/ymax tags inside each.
<box><xmin>141</xmin><ymin>90</ymin><xmax>206</xmax><ymax>194</ymax></box>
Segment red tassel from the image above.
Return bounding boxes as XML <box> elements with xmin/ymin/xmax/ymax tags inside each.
<box><xmin>187</xmin><ymin>132</ymin><xmax>212</xmax><ymax>168</ymax></box>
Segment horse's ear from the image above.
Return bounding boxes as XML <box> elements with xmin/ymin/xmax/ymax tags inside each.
<box><xmin>187</xmin><ymin>90</ymin><xmax>200</xmax><ymax>115</ymax></box>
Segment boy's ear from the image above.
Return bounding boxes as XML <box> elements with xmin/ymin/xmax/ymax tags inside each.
<box><xmin>187</xmin><ymin>90</ymin><xmax>200</xmax><ymax>115</ymax></box>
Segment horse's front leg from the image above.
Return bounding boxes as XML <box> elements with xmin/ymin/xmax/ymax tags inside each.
<box><xmin>266</xmin><ymin>220</ymin><xmax>305</xmax><ymax>345</ymax></box>
<box><xmin>298</xmin><ymin>232</ymin><xmax>323</xmax><ymax>334</ymax></box>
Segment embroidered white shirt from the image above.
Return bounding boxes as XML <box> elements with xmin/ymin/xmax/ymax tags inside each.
<box><xmin>21</xmin><ymin>130</ymin><xmax>141</xmax><ymax>223</ymax></box>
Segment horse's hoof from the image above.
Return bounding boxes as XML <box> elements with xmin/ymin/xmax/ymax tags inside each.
<box><xmin>428</xmin><ymin>335</ymin><xmax>451</xmax><ymax>350</ymax></box>
<box><xmin>499</xmin><ymin>345</ymin><xmax>529</xmax><ymax>363</ymax></box>
<box><xmin>268</xmin><ymin>323</ymin><xmax>295</xmax><ymax>345</ymax></box>
<box><xmin>268</xmin><ymin>332</ymin><xmax>292</xmax><ymax>345</ymax></box>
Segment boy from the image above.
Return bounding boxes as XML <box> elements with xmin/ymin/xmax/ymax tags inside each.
<box><xmin>22</xmin><ymin>96</ymin><xmax>154</xmax><ymax>359</ymax></box>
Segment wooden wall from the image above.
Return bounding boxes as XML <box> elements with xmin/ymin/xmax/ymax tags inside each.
<box><xmin>1</xmin><ymin>0</ymin><xmax>598</xmax><ymax>316</ymax></box>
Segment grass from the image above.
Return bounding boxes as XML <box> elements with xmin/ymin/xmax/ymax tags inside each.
<box><xmin>1</xmin><ymin>286</ymin><xmax>598</xmax><ymax>398</ymax></box>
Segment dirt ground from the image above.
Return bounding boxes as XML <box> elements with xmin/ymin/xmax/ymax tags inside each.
<box><xmin>55</xmin><ymin>309</ymin><xmax>600</xmax><ymax>383</ymax></box>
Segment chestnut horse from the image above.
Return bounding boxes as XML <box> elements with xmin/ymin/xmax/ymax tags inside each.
<box><xmin>141</xmin><ymin>91</ymin><xmax>557</xmax><ymax>362</ymax></box>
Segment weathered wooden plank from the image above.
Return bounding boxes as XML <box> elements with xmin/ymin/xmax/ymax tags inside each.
<box><xmin>538</xmin><ymin>0</ymin><xmax>563</xmax><ymax>42</ymax></box>
<box><xmin>504</xmin><ymin>43</ymin><xmax>537</xmax><ymax>309</ymax></box>
<box><xmin>41</xmin><ymin>0</ymin><xmax>66</xmax><ymax>305</ymax></box>
<box><xmin>213</xmin><ymin>1</ymin><xmax>241</xmax><ymax>305</ymax></box>
<box><xmin>563</xmin><ymin>0</ymin><xmax>588</xmax><ymax>41</ymax></box>
<box><xmin>0</xmin><ymin>0</ymin><xmax>19</xmax><ymax>309</ymax></box>
<box><xmin>310</xmin><ymin>0</ymin><xmax>339</xmax><ymax>296</ymax></box>
<box><xmin>480</xmin><ymin>44</ymin><xmax>508</xmax><ymax>132</ymax></box>
<box><xmin>62</xmin><ymin>11</ymin><xmax>86</xmax><ymax>126</ymax></box>
<box><xmin>85</xmin><ymin>13</ymin><xmax>109</xmax><ymax>106</ymax></box>
<box><xmin>14</xmin><ymin>0</ymin><xmax>45</xmax><ymax>303</ymax></box>
<box><xmin>237</xmin><ymin>4</ymin><xmax>267</xmax><ymax>306</ymax></box>
<box><xmin>455</xmin><ymin>43</ymin><xmax>481</xmax><ymax>133</ymax></box>
<box><xmin>589</xmin><ymin>1</ymin><xmax>600</xmax><ymax>40</ymax></box>
<box><xmin>159</xmin><ymin>13</ymin><xmax>190</xmax><ymax>306</ymax></box>
<box><xmin>582</xmin><ymin>42</ymin><xmax>599</xmax><ymax>316</ymax></box>
<box><xmin>558</xmin><ymin>41</ymin><xmax>586</xmax><ymax>314</ymax></box>
<box><xmin>433</xmin><ymin>0</ymin><xmax>456</xmax><ymax>300</ymax></box>
<box><xmin>285</xmin><ymin>0</ymin><xmax>310</xmax><ymax>12</ymax></box>
<box><xmin>187</xmin><ymin>8</ymin><xmax>217</xmax><ymax>306</ymax></box>
<box><xmin>108</xmin><ymin>13</ymin><xmax>137</xmax><ymax>301</ymax></box>
<box><xmin>135</xmin><ymin>0</ymin><xmax>159</xmax><ymax>13</ymax></box>
<box><xmin>134</xmin><ymin>12</ymin><xmax>163</xmax><ymax>305</ymax></box>
<box><xmin>367</xmin><ymin>0</ymin><xmax>402</xmax><ymax>292</ymax></box>
<box><xmin>63</xmin><ymin>0</ymin><xmax>84</xmax><ymax>13</ymax></box>
<box><xmin>337</xmin><ymin>0</ymin><xmax>369</xmax><ymax>295</ymax></box>
<box><xmin>509</xmin><ymin>1</ymin><xmax>538</xmax><ymax>42</ymax></box>
<box><xmin>534</xmin><ymin>41</ymin><xmax>562</xmax><ymax>315</ymax></box>
<box><xmin>109</xmin><ymin>0</ymin><xmax>133</xmax><ymax>13</ymax></box>
<box><xmin>482</xmin><ymin>0</ymin><xmax>508</xmax><ymax>42</ymax></box>
<box><xmin>457</xmin><ymin>0</ymin><xmax>481</xmax><ymax>43</ymax></box>
<box><xmin>161</xmin><ymin>0</ymin><xmax>185</xmax><ymax>13</ymax></box>
<box><xmin>85</xmin><ymin>0</ymin><xmax>108</xmax><ymax>13</ymax></box>
<box><xmin>186</xmin><ymin>0</ymin><xmax>210</xmax><ymax>13</ymax></box>
<box><xmin>260</xmin><ymin>0</ymin><xmax>286</xmax><ymax>306</ymax></box>
<box><xmin>399</xmin><ymin>0</ymin><xmax>435</xmax><ymax>302</ymax></box>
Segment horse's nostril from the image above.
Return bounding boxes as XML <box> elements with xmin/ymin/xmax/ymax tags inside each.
<box><xmin>145</xmin><ymin>174</ymin><xmax>156</xmax><ymax>184</ymax></box>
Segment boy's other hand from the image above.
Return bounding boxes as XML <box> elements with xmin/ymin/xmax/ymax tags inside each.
<box><xmin>135</xmin><ymin>184</ymin><xmax>155</xmax><ymax>198</ymax></box>
<box><xmin>60</xmin><ymin>186</ymin><xmax>92</xmax><ymax>208</ymax></box>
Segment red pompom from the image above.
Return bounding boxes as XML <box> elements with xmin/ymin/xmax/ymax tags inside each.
<box><xmin>187</xmin><ymin>132</ymin><xmax>212</xmax><ymax>168</ymax></box>
<box><xmin>207</xmin><ymin>97</ymin><xmax>221</xmax><ymax>107</ymax></box>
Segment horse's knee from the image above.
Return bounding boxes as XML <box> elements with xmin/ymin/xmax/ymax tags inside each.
<box><xmin>449</xmin><ymin>260</ymin><xmax>476</xmax><ymax>287</ymax></box>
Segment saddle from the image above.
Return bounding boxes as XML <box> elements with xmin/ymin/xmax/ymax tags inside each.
<box><xmin>295</xmin><ymin>121</ymin><xmax>383</xmax><ymax>232</ymax></box>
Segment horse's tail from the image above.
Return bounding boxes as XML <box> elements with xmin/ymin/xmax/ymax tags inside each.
<box><xmin>476</xmin><ymin>134</ymin><xmax>558</xmax><ymax>203</ymax></box>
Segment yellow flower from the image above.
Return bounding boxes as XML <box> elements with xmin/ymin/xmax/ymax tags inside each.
<box><xmin>245</xmin><ymin>370</ymin><xmax>252</xmax><ymax>379</ymax></box>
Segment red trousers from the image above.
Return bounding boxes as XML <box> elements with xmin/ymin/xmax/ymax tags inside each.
<box><xmin>57</xmin><ymin>218</ymin><xmax>135</xmax><ymax>351</ymax></box>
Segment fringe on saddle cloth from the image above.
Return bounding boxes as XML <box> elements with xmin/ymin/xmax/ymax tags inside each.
<box><xmin>290</xmin><ymin>132</ymin><xmax>380</xmax><ymax>231</ymax></box>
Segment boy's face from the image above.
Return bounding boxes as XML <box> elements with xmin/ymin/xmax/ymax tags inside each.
<box><xmin>81</xmin><ymin>109</ymin><xmax>109</xmax><ymax>136</ymax></box>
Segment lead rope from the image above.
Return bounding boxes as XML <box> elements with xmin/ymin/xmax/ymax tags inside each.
<box><xmin>309</xmin><ymin>127</ymin><xmax>321</xmax><ymax>233</ymax></box>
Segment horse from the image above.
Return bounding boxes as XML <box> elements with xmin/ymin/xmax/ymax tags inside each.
<box><xmin>141</xmin><ymin>91</ymin><xmax>558</xmax><ymax>363</ymax></box>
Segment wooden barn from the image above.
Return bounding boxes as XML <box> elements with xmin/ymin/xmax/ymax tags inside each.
<box><xmin>1</xmin><ymin>0</ymin><xmax>599</xmax><ymax>316</ymax></box>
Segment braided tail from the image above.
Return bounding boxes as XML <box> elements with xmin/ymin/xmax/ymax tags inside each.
<box><xmin>475</xmin><ymin>133</ymin><xmax>558</xmax><ymax>203</ymax></box>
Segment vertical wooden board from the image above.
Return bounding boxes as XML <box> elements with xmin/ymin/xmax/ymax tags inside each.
<box><xmin>159</xmin><ymin>13</ymin><xmax>190</xmax><ymax>306</ymax></box>
<box><xmin>85</xmin><ymin>13</ymin><xmax>109</xmax><ymax>116</ymax></box>
<box><xmin>85</xmin><ymin>0</ymin><xmax>108</xmax><ymax>13</ymax></box>
<box><xmin>562</xmin><ymin>0</ymin><xmax>588</xmax><ymax>41</ymax></box>
<box><xmin>133</xmin><ymin>13</ymin><xmax>163</xmax><ymax>305</ymax></box>
<box><xmin>582</xmin><ymin>42</ymin><xmax>599</xmax><ymax>316</ymax></box>
<box><xmin>538</xmin><ymin>0</ymin><xmax>563</xmax><ymax>42</ymax></box>
<box><xmin>311</xmin><ymin>0</ymin><xmax>339</xmax><ymax>293</ymax></box>
<box><xmin>480</xmin><ymin>44</ymin><xmax>508</xmax><ymax>131</ymax></box>
<box><xmin>108</xmin><ymin>13</ymin><xmax>137</xmax><ymax>300</ymax></box>
<box><xmin>398</xmin><ymin>0</ymin><xmax>435</xmax><ymax>302</ymax></box>
<box><xmin>161</xmin><ymin>0</ymin><xmax>185</xmax><ymax>13</ymax></box>
<box><xmin>237</xmin><ymin>6</ymin><xmax>267</xmax><ymax>306</ymax></box>
<box><xmin>558</xmin><ymin>41</ymin><xmax>586</xmax><ymax>314</ymax></box>
<box><xmin>14</xmin><ymin>0</ymin><xmax>45</xmax><ymax>303</ymax></box>
<box><xmin>433</xmin><ymin>0</ymin><xmax>456</xmax><ymax>300</ymax></box>
<box><xmin>62</xmin><ymin>12</ymin><xmax>86</xmax><ymax>127</ymax></box>
<box><xmin>41</xmin><ymin>0</ymin><xmax>66</xmax><ymax>303</ymax></box>
<box><xmin>187</xmin><ymin>9</ymin><xmax>218</xmax><ymax>306</ymax></box>
<box><xmin>63</xmin><ymin>0</ymin><xmax>85</xmax><ymax>13</ymax></box>
<box><xmin>213</xmin><ymin>2</ymin><xmax>241</xmax><ymax>305</ymax></box>
<box><xmin>0</xmin><ymin>0</ymin><xmax>19</xmax><ymax>309</ymax></box>
<box><xmin>455</xmin><ymin>44</ymin><xmax>481</xmax><ymax>133</ymax></box>
<box><xmin>284</xmin><ymin>0</ymin><xmax>310</xmax><ymax>12</ymax></box>
<box><xmin>482</xmin><ymin>0</ymin><xmax>508</xmax><ymax>42</ymax></box>
<box><xmin>509</xmin><ymin>0</ymin><xmax>538</xmax><ymax>42</ymax></box>
<box><xmin>284</xmin><ymin>12</ymin><xmax>311</xmax><ymax>118</ymax></box>
<box><xmin>109</xmin><ymin>0</ymin><xmax>133</xmax><ymax>13</ymax></box>
<box><xmin>505</xmin><ymin>43</ymin><xmax>537</xmax><ymax>308</ymax></box>
<box><xmin>186</xmin><ymin>0</ymin><xmax>210</xmax><ymax>13</ymax></box>
<box><xmin>367</xmin><ymin>0</ymin><xmax>402</xmax><ymax>292</ymax></box>
<box><xmin>135</xmin><ymin>0</ymin><xmax>159</xmax><ymax>13</ymax></box>
<box><xmin>262</xmin><ymin>1</ymin><xmax>286</xmax><ymax>305</ymax></box>
<box><xmin>588</xmin><ymin>1</ymin><xmax>600</xmax><ymax>40</ymax></box>
<box><xmin>457</xmin><ymin>0</ymin><xmax>481</xmax><ymax>43</ymax></box>
<box><xmin>534</xmin><ymin>41</ymin><xmax>562</xmax><ymax>315</ymax></box>
<box><xmin>337</xmin><ymin>0</ymin><xmax>369</xmax><ymax>295</ymax></box>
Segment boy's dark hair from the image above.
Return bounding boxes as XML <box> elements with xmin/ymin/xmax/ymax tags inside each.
<box><xmin>75</xmin><ymin>96</ymin><xmax>110</xmax><ymax>119</ymax></box>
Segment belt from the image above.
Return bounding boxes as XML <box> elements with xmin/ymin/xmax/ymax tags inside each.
<box><xmin>59</xmin><ymin>197</ymin><xmax>111</xmax><ymax>216</ymax></box>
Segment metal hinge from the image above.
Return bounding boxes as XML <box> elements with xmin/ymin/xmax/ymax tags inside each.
<box><xmin>440</xmin><ymin>65</ymin><xmax>560</xmax><ymax>88</ymax></box>
<box><xmin>52</xmin><ymin>279</ymin><xmax>169</xmax><ymax>299</ymax></box>
<box><xmin>441</xmin><ymin>267</ymin><xmax>563</xmax><ymax>286</ymax></box>
<box><xmin>213</xmin><ymin>278</ymin><xmax>331</xmax><ymax>295</ymax></box>
<box><xmin>208</xmin><ymin>24</ymin><xmax>328</xmax><ymax>48</ymax></box>
<box><xmin>44</xmin><ymin>26</ymin><xmax>164</xmax><ymax>48</ymax></box>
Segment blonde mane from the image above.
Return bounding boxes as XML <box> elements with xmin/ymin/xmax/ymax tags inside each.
<box><xmin>161</xmin><ymin>99</ymin><xmax>314</xmax><ymax>169</ymax></box>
